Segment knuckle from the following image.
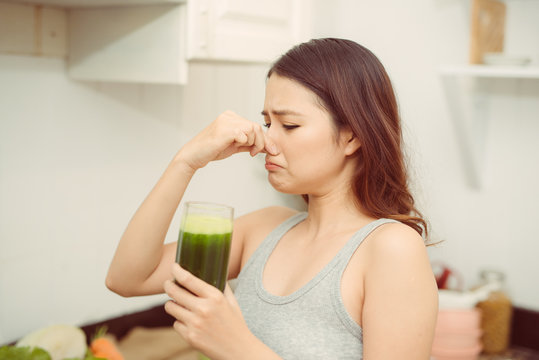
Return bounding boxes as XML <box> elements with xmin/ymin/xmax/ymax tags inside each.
<box><xmin>173</xmin><ymin>321</ymin><xmax>183</xmax><ymax>334</ymax></box>
<box><xmin>191</xmin><ymin>317</ymin><xmax>205</xmax><ymax>333</ymax></box>
<box><xmin>182</xmin><ymin>275</ymin><xmax>195</xmax><ymax>289</ymax></box>
<box><xmin>208</xmin><ymin>291</ymin><xmax>223</xmax><ymax>304</ymax></box>
<box><xmin>185</xmin><ymin>330</ymin><xmax>200</xmax><ymax>346</ymax></box>
<box><xmin>164</xmin><ymin>300</ymin><xmax>173</xmax><ymax>312</ymax></box>
<box><xmin>198</xmin><ymin>305</ymin><xmax>212</xmax><ymax>319</ymax></box>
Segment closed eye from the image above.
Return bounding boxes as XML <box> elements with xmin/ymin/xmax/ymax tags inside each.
<box><xmin>283</xmin><ymin>124</ymin><xmax>299</xmax><ymax>130</ymax></box>
<box><xmin>262</xmin><ymin>122</ymin><xmax>299</xmax><ymax>130</ymax></box>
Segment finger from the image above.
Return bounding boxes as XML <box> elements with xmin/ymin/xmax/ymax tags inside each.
<box><xmin>264</xmin><ymin>136</ymin><xmax>278</xmax><ymax>155</ymax></box>
<box><xmin>164</xmin><ymin>299</ymin><xmax>192</xmax><ymax>324</ymax></box>
<box><xmin>244</xmin><ymin>125</ymin><xmax>255</xmax><ymax>147</ymax></box>
<box><xmin>250</xmin><ymin>123</ymin><xmax>266</xmax><ymax>156</ymax></box>
<box><xmin>172</xmin><ymin>320</ymin><xmax>189</xmax><ymax>341</ymax></box>
<box><xmin>163</xmin><ymin>280</ymin><xmax>199</xmax><ymax>310</ymax></box>
<box><xmin>171</xmin><ymin>263</ymin><xmax>220</xmax><ymax>299</ymax></box>
<box><xmin>233</xmin><ymin>128</ymin><xmax>248</xmax><ymax>145</ymax></box>
<box><xmin>224</xmin><ymin>282</ymin><xmax>234</xmax><ymax>298</ymax></box>
<box><xmin>224</xmin><ymin>283</ymin><xmax>242</xmax><ymax>314</ymax></box>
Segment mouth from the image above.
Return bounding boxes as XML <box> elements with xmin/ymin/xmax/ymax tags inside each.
<box><xmin>264</xmin><ymin>160</ymin><xmax>282</xmax><ymax>171</ymax></box>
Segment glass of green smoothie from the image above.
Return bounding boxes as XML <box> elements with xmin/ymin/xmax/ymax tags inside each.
<box><xmin>175</xmin><ymin>201</ymin><xmax>233</xmax><ymax>292</ymax></box>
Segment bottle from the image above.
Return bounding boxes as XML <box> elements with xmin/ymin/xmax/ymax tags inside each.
<box><xmin>476</xmin><ymin>270</ymin><xmax>513</xmax><ymax>354</ymax></box>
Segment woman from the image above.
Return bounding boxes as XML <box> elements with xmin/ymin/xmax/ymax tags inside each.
<box><xmin>106</xmin><ymin>38</ymin><xmax>438</xmax><ymax>359</ymax></box>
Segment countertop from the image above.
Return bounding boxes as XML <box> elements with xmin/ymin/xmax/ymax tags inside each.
<box><xmin>479</xmin><ymin>347</ymin><xmax>539</xmax><ymax>360</ymax></box>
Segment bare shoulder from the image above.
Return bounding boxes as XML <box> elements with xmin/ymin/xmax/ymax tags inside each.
<box><xmin>362</xmin><ymin>221</ymin><xmax>428</xmax><ymax>262</ymax></box>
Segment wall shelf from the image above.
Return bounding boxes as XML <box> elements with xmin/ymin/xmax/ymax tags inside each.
<box><xmin>439</xmin><ymin>64</ymin><xmax>539</xmax><ymax>188</ymax></box>
<box><xmin>2</xmin><ymin>0</ymin><xmax>185</xmax><ymax>7</ymax></box>
<box><xmin>440</xmin><ymin>64</ymin><xmax>539</xmax><ymax>79</ymax></box>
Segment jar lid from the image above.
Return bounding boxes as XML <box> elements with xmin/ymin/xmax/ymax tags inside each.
<box><xmin>480</xmin><ymin>269</ymin><xmax>505</xmax><ymax>284</ymax></box>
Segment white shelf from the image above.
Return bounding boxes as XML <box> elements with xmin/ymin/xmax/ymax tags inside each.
<box><xmin>440</xmin><ymin>64</ymin><xmax>539</xmax><ymax>79</ymax></box>
<box><xmin>2</xmin><ymin>0</ymin><xmax>185</xmax><ymax>8</ymax></box>
<box><xmin>440</xmin><ymin>63</ymin><xmax>539</xmax><ymax>188</ymax></box>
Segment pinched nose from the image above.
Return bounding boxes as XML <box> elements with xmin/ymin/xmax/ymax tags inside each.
<box><xmin>263</xmin><ymin>136</ymin><xmax>279</xmax><ymax>155</ymax></box>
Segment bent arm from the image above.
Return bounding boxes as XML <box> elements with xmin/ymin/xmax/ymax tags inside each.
<box><xmin>106</xmin><ymin>111</ymin><xmax>271</xmax><ymax>297</ymax></box>
<box><xmin>106</xmin><ymin>156</ymin><xmax>196</xmax><ymax>296</ymax></box>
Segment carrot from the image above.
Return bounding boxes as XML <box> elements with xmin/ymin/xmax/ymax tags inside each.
<box><xmin>90</xmin><ymin>337</ymin><xmax>124</xmax><ymax>360</ymax></box>
<box><xmin>89</xmin><ymin>327</ymin><xmax>124</xmax><ymax>360</ymax></box>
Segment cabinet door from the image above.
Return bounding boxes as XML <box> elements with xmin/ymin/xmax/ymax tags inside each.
<box><xmin>187</xmin><ymin>0</ymin><xmax>310</xmax><ymax>63</ymax></box>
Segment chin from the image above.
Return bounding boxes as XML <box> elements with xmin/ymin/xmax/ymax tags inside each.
<box><xmin>267</xmin><ymin>176</ymin><xmax>303</xmax><ymax>195</ymax></box>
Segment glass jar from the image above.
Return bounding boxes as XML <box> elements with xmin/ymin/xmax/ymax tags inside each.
<box><xmin>476</xmin><ymin>270</ymin><xmax>513</xmax><ymax>354</ymax></box>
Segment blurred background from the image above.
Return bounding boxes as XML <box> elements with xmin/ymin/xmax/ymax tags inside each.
<box><xmin>1</xmin><ymin>0</ymin><xmax>538</xmax><ymax>349</ymax></box>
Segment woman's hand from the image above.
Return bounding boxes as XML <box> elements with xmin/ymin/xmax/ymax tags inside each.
<box><xmin>164</xmin><ymin>264</ymin><xmax>254</xmax><ymax>360</ymax></box>
<box><xmin>176</xmin><ymin>110</ymin><xmax>276</xmax><ymax>171</ymax></box>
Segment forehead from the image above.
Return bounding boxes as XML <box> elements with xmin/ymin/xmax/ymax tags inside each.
<box><xmin>263</xmin><ymin>74</ymin><xmax>322</xmax><ymax>113</ymax></box>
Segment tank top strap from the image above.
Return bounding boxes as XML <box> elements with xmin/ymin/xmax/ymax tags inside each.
<box><xmin>334</xmin><ymin>218</ymin><xmax>399</xmax><ymax>267</ymax></box>
<box><xmin>327</xmin><ymin>218</ymin><xmax>400</xmax><ymax>338</ymax></box>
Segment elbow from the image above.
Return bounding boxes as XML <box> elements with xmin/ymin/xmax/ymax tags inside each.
<box><xmin>105</xmin><ymin>273</ymin><xmax>136</xmax><ymax>298</ymax></box>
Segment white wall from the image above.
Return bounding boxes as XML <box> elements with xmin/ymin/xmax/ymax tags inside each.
<box><xmin>0</xmin><ymin>55</ymin><xmax>303</xmax><ymax>344</ymax></box>
<box><xmin>1</xmin><ymin>0</ymin><xmax>538</xmax><ymax>346</ymax></box>
<box><xmin>312</xmin><ymin>0</ymin><xmax>539</xmax><ymax>309</ymax></box>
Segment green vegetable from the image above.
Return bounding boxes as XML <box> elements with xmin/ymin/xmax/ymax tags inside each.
<box><xmin>0</xmin><ymin>345</ymin><xmax>51</xmax><ymax>360</ymax></box>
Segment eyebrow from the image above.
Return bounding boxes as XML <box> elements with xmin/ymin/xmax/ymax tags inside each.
<box><xmin>261</xmin><ymin>109</ymin><xmax>303</xmax><ymax>117</ymax></box>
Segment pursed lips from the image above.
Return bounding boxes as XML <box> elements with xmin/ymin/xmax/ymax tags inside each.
<box><xmin>265</xmin><ymin>158</ymin><xmax>282</xmax><ymax>170</ymax></box>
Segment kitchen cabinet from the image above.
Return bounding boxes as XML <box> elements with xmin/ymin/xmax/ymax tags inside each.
<box><xmin>3</xmin><ymin>0</ymin><xmax>184</xmax><ymax>6</ymax></box>
<box><xmin>2</xmin><ymin>0</ymin><xmax>311</xmax><ymax>84</ymax></box>
<box><xmin>186</xmin><ymin>0</ymin><xmax>309</xmax><ymax>63</ymax></box>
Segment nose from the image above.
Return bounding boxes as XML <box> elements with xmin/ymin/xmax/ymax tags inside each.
<box><xmin>263</xmin><ymin>127</ymin><xmax>280</xmax><ymax>156</ymax></box>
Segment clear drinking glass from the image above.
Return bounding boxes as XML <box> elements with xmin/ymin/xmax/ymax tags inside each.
<box><xmin>175</xmin><ymin>201</ymin><xmax>234</xmax><ymax>292</ymax></box>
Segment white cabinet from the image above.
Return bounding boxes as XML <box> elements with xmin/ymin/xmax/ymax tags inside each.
<box><xmin>186</xmin><ymin>0</ymin><xmax>308</xmax><ymax>63</ymax></box>
<box><xmin>3</xmin><ymin>0</ymin><xmax>185</xmax><ymax>6</ymax></box>
<box><xmin>2</xmin><ymin>0</ymin><xmax>311</xmax><ymax>84</ymax></box>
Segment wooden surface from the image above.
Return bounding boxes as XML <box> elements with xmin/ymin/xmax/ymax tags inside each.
<box><xmin>116</xmin><ymin>327</ymin><xmax>199</xmax><ymax>360</ymax></box>
<box><xmin>469</xmin><ymin>0</ymin><xmax>506</xmax><ymax>64</ymax></box>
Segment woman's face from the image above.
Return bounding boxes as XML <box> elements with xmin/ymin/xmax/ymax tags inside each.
<box><xmin>262</xmin><ymin>74</ymin><xmax>357</xmax><ymax>196</ymax></box>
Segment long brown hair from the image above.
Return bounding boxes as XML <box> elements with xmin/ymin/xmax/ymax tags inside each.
<box><xmin>268</xmin><ymin>38</ymin><xmax>428</xmax><ymax>238</ymax></box>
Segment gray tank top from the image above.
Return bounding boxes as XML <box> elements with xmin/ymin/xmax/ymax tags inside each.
<box><xmin>234</xmin><ymin>212</ymin><xmax>397</xmax><ymax>359</ymax></box>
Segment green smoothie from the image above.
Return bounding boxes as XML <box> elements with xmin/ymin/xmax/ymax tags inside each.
<box><xmin>175</xmin><ymin>214</ymin><xmax>233</xmax><ymax>292</ymax></box>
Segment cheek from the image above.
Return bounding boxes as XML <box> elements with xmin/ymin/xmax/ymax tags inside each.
<box><xmin>288</xmin><ymin>137</ymin><xmax>340</xmax><ymax>171</ymax></box>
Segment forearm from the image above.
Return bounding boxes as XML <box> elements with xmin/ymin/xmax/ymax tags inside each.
<box><xmin>107</xmin><ymin>111</ymin><xmax>269</xmax><ymax>296</ymax></box>
<box><xmin>106</xmin><ymin>154</ymin><xmax>196</xmax><ymax>295</ymax></box>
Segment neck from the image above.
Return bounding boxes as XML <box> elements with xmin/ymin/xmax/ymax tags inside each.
<box><xmin>303</xmin><ymin>183</ymin><xmax>372</xmax><ymax>236</ymax></box>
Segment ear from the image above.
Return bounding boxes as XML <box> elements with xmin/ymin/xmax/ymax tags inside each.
<box><xmin>340</xmin><ymin>127</ymin><xmax>361</xmax><ymax>156</ymax></box>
